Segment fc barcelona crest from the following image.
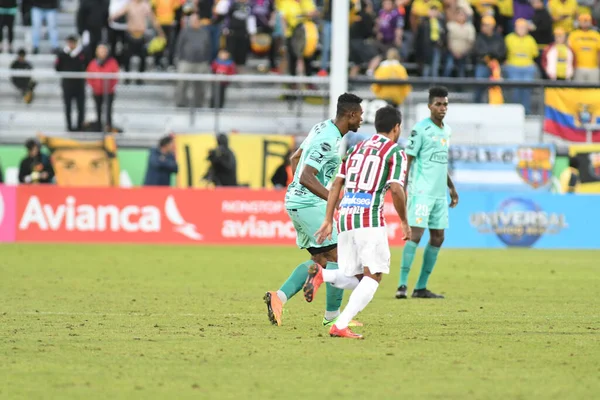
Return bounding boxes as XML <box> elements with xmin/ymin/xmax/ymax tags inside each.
<box><xmin>515</xmin><ymin>146</ymin><xmax>555</xmax><ymax>189</ymax></box>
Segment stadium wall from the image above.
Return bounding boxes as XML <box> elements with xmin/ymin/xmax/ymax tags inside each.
<box><xmin>0</xmin><ymin>185</ymin><xmax>598</xmax><ymax>249</ymax></box>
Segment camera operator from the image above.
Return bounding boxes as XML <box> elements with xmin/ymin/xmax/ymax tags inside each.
<box><xmin>18</xmin><ymin>138</ymin><xmax>54</xmax><ymax>184</ymax></box>
<box><xmin>204</xmin><ymin>133</ymin><xmax>237</xmax><ymax>187</ymax></box>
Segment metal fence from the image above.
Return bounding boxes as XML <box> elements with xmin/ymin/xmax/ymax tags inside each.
<box><xmin>1</xmin><ymin>69</ymin><xmax>599</xmax><ymax>145</ymax></box>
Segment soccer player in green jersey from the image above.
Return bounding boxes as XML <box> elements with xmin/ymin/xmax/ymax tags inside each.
<box><xmin>395</xmin><ymin>86</ymin><xmax>459</xmax><ymax>299</ymax></box>
<box><xmin>264</xmin><ymin>93</ymin><xmax>364</xmax><ymax>327</ymax></box>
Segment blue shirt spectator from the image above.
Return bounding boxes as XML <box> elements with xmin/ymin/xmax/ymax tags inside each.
<box><xmin>143</xmin><ymin>135</ymin><xmax>178</xmax><ymax>186</ymax></box>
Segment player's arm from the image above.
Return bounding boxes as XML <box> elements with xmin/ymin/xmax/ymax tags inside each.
<box><xmin>388</xmin><ymin>150</ymin><xmax>410</xmax><ymax>240</ymax></box>
<box><xmin>290</xmin><ymin>147</ymin><xmax>302</xmax><ymax>175</ymax></box>
<box><xmin>299</xmin><ymin>140</ymin><xmax>337</xmax><ymax>201</ymax></box>
<box><xmin>447</xmin><ymin>173</ymin><xmax>459</xmax><ymax>208</ymax></box>
<box><xmin>315</xmin><ymin>176</ymin><xmax>344</xmax><ymax>244</ymax></box>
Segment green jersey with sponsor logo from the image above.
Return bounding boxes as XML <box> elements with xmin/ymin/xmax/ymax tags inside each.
<box><xmin>285</xmin><ymin>119</ymin><xmax>342</xmax><ymax>209</ymax></box>
<box><xmin>405</xmin><ymin>117</ymin><xmax>451</xmax><ymax>199</ymax></box>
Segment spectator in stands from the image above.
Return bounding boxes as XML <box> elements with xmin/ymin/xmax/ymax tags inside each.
<box><xmin>504</xmin><ymin>18</ymin><xmax>538</xmax><ymax>114</ymax></box>
<box><xmin>443</xmin><ymin>7</ymin><xmax>475</xmax><ymax>77</ymax></box>
<box><xmin>77</xmin><ymin>0</ymin><xmax>109</xmax><ymax>62</ymax></box>
<box><xmin>195</xmin><ymin>0</ymin><xmax>220</xmax><ymax>61</ymax></box>
<box><xmin>110</xmin><ymin>0</ymin><xmax>165</xmax><ymax>84</ymax></box>
<box><xmin>495</xmin><ymin>0</ymin><xmax>512</xmax><ymax>33</ymax></box>
<box><xmin>542</xmin><ymin>27</ymin><xmax>575</xmax><ymax>80</ymax></box>
<box><xmin>318</xmin><ymin>0</ymin><xmax>333</xmax><ymax>76</ymax></box>
<box><xmin>20</xmin><ymin>0</ymin><xmax>32</xmax><ymax>52</ymax></box>
<box><xmin>410</xmin><ymin>0</ymin><xmax>443</xmax><ymax>35</ymax></box>
<box><xmin>151</xmin><ymin>0</ymin><xmax>181</xmax><ymax>69</ymax></box>
<box><xmin>568</xmin><ymin>14</ymin><xmax>600</xmax><ymax>83</ymax></box>
<box><xmin>530</xmin><ymin>0</ymin><xmax>553</xmax><ymax>78</ymax></box>
<box><xmin>19</xmin><ymin>138</ymin><xmax>54</xmax><ymax>184</ymax></box>
<box><xmin>215</xmin><ymin>0</ymin><xmax>256</xmax><ymax>70</ymax></box>
<box><xmin>474</xmin><ymin>16</ymin><xmax>506</xmax><ymax>104</ymax></box>
<box><xmin>0</xmin><ymin>0</ymin><xmax>17</xmax><ymax>53</ymax></box>
<box><xmin>252</xmin><ymin>0</ymin><xmax>278</xmax><ymax>73</ymax></box>
<box><xmin>271</xmin><ymin>150</ymin><xmax>292</xmax><ymax>189</ymax></box>
<box><xmin>376</xmin><ymin>0</ymin><xmax>404</xmax><ymax>56</ymax></box>
<box><xmin>548</xmin><ymin>0</ymin><xmax>577</xmax><ymax>33</ymax></box>
<box><xmin>86</xmin><ymin>44</ymin><xmax>119</xmax><ymax>132</ymax></box>
<box><xmin>349</xmin><ymin>0</ymin><xmax>381</xmax><ymax>78</ymax></box>
<box><xmin>175</xmin><ymin>13</ymin><xmax>211</xmax><ymax>108</ymax></box>
<box><xmin>278</xmin><ymin>0</ymin><xmax>318</xmax><ymax>77</ymax></box>
<box><xmin>371</xmin><ymin>48</ymin><xmax>411</xmax><ymax>106</ymax></box>
<box><xmin>204</xmin><ymin>133</ymin><xmax>237</xmax><ymax>187</ymax></box>
<box><xmin>108</xmin><ymin>0</ymin><xmax>129</xmax><ymax>66</ymax></box>
<box><xmin>31</xmin><ymin>0</ymin><xmax>59</xmax><ymax>54</ymax></box>
<box><xmin>415</xmin><ymin>4</ymin><xmax>446</xmax><ymax>77</ymax></box>
<box><xmin>55</xmin><ymin>34</ymin><xmax>87</xmax><ymax>132</ymax></box>
<box><xmin>10</xmin><ymin>48</ymin><xmax>36</xmax><ymax>103</ymax></box>
<box><xmin>512</xmin><ymin>0</ymin><xmax>534</xmax><ymax>31</ymax></box>
<box><xmin>211</xmin><ymin>48</ymin><xmax>236</xmax><ymax>108</ymax></box>
<box><xmin>143</xmin><ymin>135</ymin><xmax>178</xmax><ymax>186</ymax></box>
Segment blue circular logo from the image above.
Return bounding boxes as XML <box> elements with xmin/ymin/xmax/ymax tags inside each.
<box><xmin>495</xmin><ymin>198</ymin><xmax>542</xmax><ymax>247</ymax></box>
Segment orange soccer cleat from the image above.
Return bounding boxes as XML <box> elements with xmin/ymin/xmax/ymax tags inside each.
<box><xmin>263</xmin><ymin>291</ymin><xmax>283</xmax><ymax>326</ymax></box>
<box><xmin>303</xmin><ymin>263</ymin><xmax>324</xmax><ymax>303</ymax></box>
<box><xmin>329</xmin><ymin>324</ymin><xmax>364</xmax><ymax>339</ymax></box>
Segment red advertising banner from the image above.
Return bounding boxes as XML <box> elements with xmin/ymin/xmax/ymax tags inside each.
<box><xmin>14</xmin><ymin>186</ymin><xmax>407</xmax><ymax>245</ymax></box>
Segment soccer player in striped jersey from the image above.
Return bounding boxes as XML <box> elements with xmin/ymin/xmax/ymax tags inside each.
<box><xmin>395</xmin><ymin>86</ymin><xmax>459</xmax><ymax>300</ymax></box>
<box><xmin>304</xmin><ymin>105</ymin><xmax>411</xmax><ymax>339</ymax></box>
<box><xmin>263</xmin><ymin>93</ymin><xmax>364</xmax><ymax>328</ymax></box>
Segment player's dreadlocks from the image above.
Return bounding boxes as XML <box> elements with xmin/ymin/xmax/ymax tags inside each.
<box><xmin>336</xmin><ymin>93</ymin><xmax>363</xmax><ymax>118</ymax></box>
<box><xmin>428</xmin><ymin>86</ymin><xmax>449</xmax><ymax>104</ymax></box>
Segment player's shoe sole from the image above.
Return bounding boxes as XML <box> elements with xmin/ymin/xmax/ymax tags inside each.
<box><xmin>329</xmin><ymin>324</ymin><xmax>364</xmax><ymax>339</ymax></box>
<box><xmin>263</xmin><ymin>291</ymin><xmax>283</xmax><ymax>326</ymax></box>
<box><xmin>303</xmin><ymin>263</ymin><xmax>323</xmax><ymax>303</ymax></box>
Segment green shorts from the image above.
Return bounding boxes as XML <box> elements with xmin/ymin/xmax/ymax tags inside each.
<box><xmin>407</xmin><ymin>195</ymin><xmax>449</xmax><ymax>230</ymax></box>
<box><xmin>287</xmin><ymin>206</ymin><xmax>338</xmax><ymax>250</ymax></box>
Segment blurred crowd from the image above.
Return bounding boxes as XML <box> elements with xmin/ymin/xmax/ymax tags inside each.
<box><xmin>3</xmin><ymin>0</ymin><xmax>600</xmax><ymax>121</ymax></box>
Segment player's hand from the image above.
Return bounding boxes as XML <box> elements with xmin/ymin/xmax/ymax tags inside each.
<box><xmin>401</xmin><ymin>221</ymin><xmax>411</xmax><ymax>242</ymax></box>
<box><xmin>449</xmin><ymin>188</ymin><xmax>459</xmax><ymax>208</ymax></box>
<box><xmin>314</xmin><ymin>221</ymin><xmax>333</xmax><ymax>245</ymax></box>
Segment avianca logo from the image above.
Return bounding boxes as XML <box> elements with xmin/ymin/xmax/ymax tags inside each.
<box><xmin>18</xmin><ymin>195</ymin><xmax>203</xmax><ymax>240</ymax></box>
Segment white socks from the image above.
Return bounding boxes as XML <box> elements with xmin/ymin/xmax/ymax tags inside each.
<box><xmin>276</xmin><ymin>290</ymin><xmax>288</xmax><ymax>304</ymax></box>
<box><xmin>335</xmin><ymin>276</ymin><xmax>379</xmax><ymax>330</ymax></box>
<box><xmin>322</xmin><ymin>268</ymin><xmax>360</xmax><ymax>290</ymax></box>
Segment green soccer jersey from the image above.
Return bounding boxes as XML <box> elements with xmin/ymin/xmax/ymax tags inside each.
<box><xmin>405</xmin><ymin>117</ymin><xmax>451</xmax><ymax>199</ymax></box>
<box><xmin>285</xmin><ymin>119</ymin><xmax>343</xmax><ymax>209</ymax></box>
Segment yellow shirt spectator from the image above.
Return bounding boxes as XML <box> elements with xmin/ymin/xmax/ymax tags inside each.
<box><xmin>471</xmin><ymin>0</ymin><xmax>497</xmax><ymax>16</ymax></box>
<box><xmin>496</xmin><ymin>0</ymin><xmax>513</xmax><ymax>18</ymax></box>
<box><xmin>505</xmin><ymin>32</ymin><xmax>538</xmax><ymax>66</ymax></box>
<box><xmin>568</xmin><ymin>29</ymin><xmax>600</xmax><ymax>68</ymax></box>
<box><xmin>152</xmin><ymin>0</ymin><xmax>180</xmax><ymax>26</ymax></box>
<box><xmin>548</xmin><ymin>0</ymin><xmax>578</xmax><ymax>33</ymax></box>
<box><xmin>371</xmin><ymin>57</ymin><xmax>412</xmax><ymax>106</ymax></box>
<box><xmin>411</xmin><ymin>0</ymin><xmax>443</xmax><ymax>17</ymax></box>
<box><xmin>277</xmin><ymin>0</ymin><xmax>316</xmax><ymax>38</ymax></box>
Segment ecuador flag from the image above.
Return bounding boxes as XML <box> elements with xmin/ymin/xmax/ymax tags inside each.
<box><xmin>543</xmin><ymin>88</ymin><xmax>600</xmax><ymax>142</ymax></box>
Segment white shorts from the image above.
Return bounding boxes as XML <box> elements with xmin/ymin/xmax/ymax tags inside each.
<box><xmin>338</xmin><ymin>227</ymin><xmax>391</xmax><ymax>277</ymax></box>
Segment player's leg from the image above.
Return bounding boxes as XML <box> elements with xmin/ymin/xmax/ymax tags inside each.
<box><xmin>331</xmin><ymin>227</ymin><xmax>391</xmax><ymax>339</ymax></box>
<box><xmin>264</xmin><ymin>209</ymin><xmax>314</xmax><ymax>326</ymax></box>
<box><xmin>412</xmin><ymin>198</ymin><xmax>447</xmax><ymax>299</ymax></box>
<box><xmin>396</xmin><ymin>195</ymin><xmax>430</xmax><ymax>299</ymax></box>
<box><xmin>303</xmin><ymin>231</ymin><xmax>360</xmax><ymax>302</ymax></box>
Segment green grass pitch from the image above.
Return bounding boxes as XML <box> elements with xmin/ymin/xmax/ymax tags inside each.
<box><xmin>0</xmin><ymin>244</ymin><xmax>598</xmax><ymax>399</ymax></box>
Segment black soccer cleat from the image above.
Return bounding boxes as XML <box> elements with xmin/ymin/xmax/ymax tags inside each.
<box><xmin>412</xmin><ymin>288</ymin><xmax>445</xmax><ymax>299</ymax></box>
<box><xmin>395</xmin><ymin>285</ymin><xmax>408</xmax><ymax>299</ymax></box>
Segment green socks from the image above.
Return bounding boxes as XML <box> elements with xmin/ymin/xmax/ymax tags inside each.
<box><xmin>415</xmin><ymin>244</ymin><xmax>440</xmax><ymax>290</ymax></box>
<box><xmin>278</xmin><ymin>260</ymin><xmax>343</xmax><ymax>314</ymax></box>
<box><xmin>399</xmin><ymin>241</ymin><xmax>418</xmax><ymax>287</ymax></box>
<box><xmin>279</xmin><ymin>260</ymin><xmax>313</xmax><ymax>300</ymax></box>
<box><xmin>325</xmin><ymin>262</ymin><xmax>343</xmax><ymax>312</ymax></box>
